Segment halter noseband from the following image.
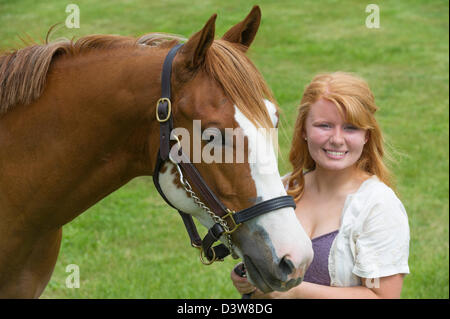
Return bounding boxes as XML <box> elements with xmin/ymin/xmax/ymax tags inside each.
<box><xmin>152</xmin><ymin>43</ymin><xmax>296</xmax><ymax>264</ymax></box>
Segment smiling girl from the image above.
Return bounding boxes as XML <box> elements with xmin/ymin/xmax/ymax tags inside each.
<box><xmin>231</xmin><ymin>72</ymin><xmax>410</xmax><ymax>298</ymax></box>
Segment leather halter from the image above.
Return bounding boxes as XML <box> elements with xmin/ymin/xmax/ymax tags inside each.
<box><xmin>152</xmin><ymin>43</ymin><xmax>297</xmax><ymax>264</ymax></box>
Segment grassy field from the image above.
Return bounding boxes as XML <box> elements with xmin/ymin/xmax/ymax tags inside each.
<box><xmin>0</xmin><ymin>0</ymin><xmax>448</xmax><ymax>299</ymax></box>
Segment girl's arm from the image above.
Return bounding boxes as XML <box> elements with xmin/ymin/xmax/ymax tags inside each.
<box><xmin>253</xmin><ymin>274</ymin><xmax>404</xmax><ymax>299</ymax></box>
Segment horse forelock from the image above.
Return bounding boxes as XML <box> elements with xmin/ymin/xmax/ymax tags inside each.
<box><xmin>0</xmin><ymin>32</ymin><xmax>185</xmax><ymax>115</ymax></box>
<box><xmin>203</xmin><ymin>39</ymin><xmax>279</xmax><ymax>130</ymax></box>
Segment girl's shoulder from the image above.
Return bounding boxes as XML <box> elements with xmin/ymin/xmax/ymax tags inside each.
<box><xmin>354</xmin><ymin>175</ymin><xmax>400</xmax><ymax>204</ymax></box>
<box><xmin>348</xmin><ymin>175</ymin><xmax>408</xmax><ymax>222</ymax></box>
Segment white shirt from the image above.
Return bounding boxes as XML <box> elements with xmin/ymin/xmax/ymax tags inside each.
<box><xmin>285</xmin><ymin>174</ymin><xmax>410</xmax><ymax>287</ymax></box>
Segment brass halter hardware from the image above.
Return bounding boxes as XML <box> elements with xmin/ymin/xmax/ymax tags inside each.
<box><xmin>223</xmin><ymin>209</ymin><xmax>240</xmax><ymax>234</ymax></box>
<box><xmin>199</xmin><ymin>247</ymin><xmax>218</xmax><ymax>265</ymax></box>
<box><xmin>156</xmin><ymin>98</ymin><xmax>172</xmax><ymax>123</ymax></box>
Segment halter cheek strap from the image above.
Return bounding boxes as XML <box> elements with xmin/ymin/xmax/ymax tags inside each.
<box><xmin>156</xmin><ymin>43</ymin><xmax>183</xmax><ymax>161</ymax></box>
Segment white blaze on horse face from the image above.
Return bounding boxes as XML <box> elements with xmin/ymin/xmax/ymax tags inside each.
<box><xmin>233</xmin><ymin>100</ymin><xmax>313</xmax><ymax>280</ymax></box>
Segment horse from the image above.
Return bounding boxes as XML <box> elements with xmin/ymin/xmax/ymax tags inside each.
<box><xmin>0</xmin><ymin>6</ymin><xmax>313</xmax><ymax>298</ymax></box>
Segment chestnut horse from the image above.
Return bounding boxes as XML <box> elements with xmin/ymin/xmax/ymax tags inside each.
<box><xmin>0</xmin><ymin>6</ymin><xmax>312</xmax><ymax>298</ymax></box>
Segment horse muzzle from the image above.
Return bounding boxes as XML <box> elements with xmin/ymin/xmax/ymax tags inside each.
<box><xmin>244</xmin><ymin>253</ymin><xmax>307</xmax><ymax>293</ymax></box>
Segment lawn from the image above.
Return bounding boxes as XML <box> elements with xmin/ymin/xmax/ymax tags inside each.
<box><xmin>0</xmin><ymin>0</ymin><xmax>448</xmax><ymax>298</ymax></box>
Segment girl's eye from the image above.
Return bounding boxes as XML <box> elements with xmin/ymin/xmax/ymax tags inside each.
<box><xmin>344</xmin><ymin>125</ymin><xmax>358</xmax><ymax>130</ymax></box>
<box><xmin>318</xmin><ymin>123</ymin><xmax>330</xmax><ymax>128</ymax></box>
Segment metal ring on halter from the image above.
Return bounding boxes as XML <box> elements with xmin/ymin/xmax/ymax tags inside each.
<box><xmin>199</xmin><ymin>247</ymin><xmax>217</xmax><ymax>265</ymax></box>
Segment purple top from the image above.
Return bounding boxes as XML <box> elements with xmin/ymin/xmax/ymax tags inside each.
<box><xmin>303</xmin><ymin>230</ymin><xmax>339</xmax><ymax>286</ymax></box>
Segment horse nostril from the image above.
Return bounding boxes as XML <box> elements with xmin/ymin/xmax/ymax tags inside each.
<box><xmin>279</xmin><ymin>255</ymin><xmax>295</xmax><ymax>276</ymax></box>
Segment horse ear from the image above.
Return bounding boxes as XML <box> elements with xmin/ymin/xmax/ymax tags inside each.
<box><xmin>180</xmin><ymin>14</ymin><xmax>216</xmax><ymax>70</ymax></box>
<box><xmin>221</xmin><ymin>5</ymin><xmax>261</xmax><ymax>51</ymax></box>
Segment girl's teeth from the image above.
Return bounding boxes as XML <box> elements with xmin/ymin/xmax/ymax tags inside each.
<box><xmin>326</xmin><ymin>150</ymin><xmax>345</xmax><ymax>156</ymax></box>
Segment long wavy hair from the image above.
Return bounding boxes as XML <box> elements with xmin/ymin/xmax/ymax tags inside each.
<box><xmin>287</xmin><ymin>72</ymin><xmax>394</xmax><ymax>201</ymax></box>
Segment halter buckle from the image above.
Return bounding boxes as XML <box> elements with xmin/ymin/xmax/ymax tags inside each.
<box><xmin>223</xmin><ymin>209</ymin><xmax>240</xmax><ymax>234</ymax></box>
<box><xmin>156</xmin><ymin>98</ymin><xmax>172</xmax><ymax>122</ymax></box>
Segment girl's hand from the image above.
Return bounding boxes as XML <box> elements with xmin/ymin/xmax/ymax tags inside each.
<box><xmin>230</xmin><ymin>263</ymin><xmax>256</xmax><ymax>295</ymax></box>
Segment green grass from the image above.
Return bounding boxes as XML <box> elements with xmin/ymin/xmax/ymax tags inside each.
<box><xmin>42</xmin><ymin>177</ymin><xmax>238</xmax><ymax>298</ymax></box>
<box><xmin>0</xmin><ymin>0</ymin><xmax>448</xmax><ymax>299</ymax></box>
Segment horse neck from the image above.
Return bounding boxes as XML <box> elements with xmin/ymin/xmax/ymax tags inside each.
<box><xmin>0</xmin><ymin>47</ymin><xmax>166</xmax><ymax>229</ymax></box>
<box><xmin>48</xmin><ymin>47</ymin><xmax>166</xmax><ymax>172</ymax></box>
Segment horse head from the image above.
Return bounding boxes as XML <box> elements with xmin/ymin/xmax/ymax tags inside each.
<box><xmin>156</xmin><ymin>6</ymin><xmax>313</xmax><ymax>293</ymax></box>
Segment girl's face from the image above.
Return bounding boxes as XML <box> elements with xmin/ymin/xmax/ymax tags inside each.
<box><xmin>303</xmin><ymin>98</ymin><xmax>368</xmax><ymax>172</ymax></box>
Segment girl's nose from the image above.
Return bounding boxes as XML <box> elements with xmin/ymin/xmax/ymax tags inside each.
<box><xmin>329</xmin><ymin>128</ymin><xmax>345</xmax><ymax>145</ymax></box>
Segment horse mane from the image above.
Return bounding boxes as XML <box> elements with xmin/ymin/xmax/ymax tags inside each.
<box><xmin>205</xmin><ymin>40</ymin><xmax>277</xmax><ymax>129</ymax></box>
<box><xmin>0</xmin><ymin>31</ymin><xmax>277</xmax><ymax>130</ymax></box>
<box><xmin>0</xmin><ymin>32</ymin><xmax>184</xmax><ymax>115</ymax></box>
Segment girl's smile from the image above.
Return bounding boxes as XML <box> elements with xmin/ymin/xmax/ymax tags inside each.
<box><xmin>323</xmin><ymin>149</ymin><xmax>348</xmax><ymax>159</ymax></box>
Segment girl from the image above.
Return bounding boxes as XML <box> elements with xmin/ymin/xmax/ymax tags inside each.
<box><xmin>231</xmin><ymin>72</ymin><xmax>410</xmax><ymax>298</ymax></box>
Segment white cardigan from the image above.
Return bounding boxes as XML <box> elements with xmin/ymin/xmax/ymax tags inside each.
<box><xmin>285</xmin><ymin>174</ymin><xmax>410</xmax><ymax>286</ymax></box>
